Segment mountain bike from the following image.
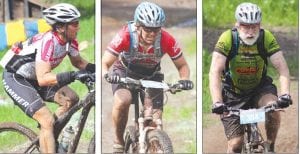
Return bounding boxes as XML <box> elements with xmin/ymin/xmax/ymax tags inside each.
<box><xmin>0</xmin><ymin>73</ymin><xmax>95</xmax><ymax>153</ymax></box>
<box><xmin>226</xmin><ymin>102</ymin><xmax>283</xmax><ymax>153</ymax></box>
<box><xmin>116</xmin><ymin>77</ymin><xmax>186</xmax><ymax>153</ymax></box>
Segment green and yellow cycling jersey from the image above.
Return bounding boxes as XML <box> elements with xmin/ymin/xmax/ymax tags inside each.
<box><xmin>214</xmin><ymin>29</ymin><xmax>280</xmax><ymax>94</ymax></box>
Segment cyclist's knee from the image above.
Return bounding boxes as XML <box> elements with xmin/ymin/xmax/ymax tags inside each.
<box><xmin>68</xmin><ymin>92</ymin><xmax>79</xmax><ymax>107</ymax></box>
<box><xmin>266</xmin><ymin>111</ymin><xmax>281</xmax><ymax>126</ymax></box>
<box><xmin>257</xmin><ymin>93</ymin><xmax>277</xmax><ymax>107</ymax></box>
<box><xmin>113</xmin><ymin>99</ymin><xmax>131</xmax><ymax>111</ymax></box>
<box><xmin>55</xmin><ymin>89</ymin><xmax>79</xmax><ymax>108</ymax></box>
<box><xmin>114</xmin><ymin>90</ymin><xmax>132</xmax><ymax>108</ymax></box>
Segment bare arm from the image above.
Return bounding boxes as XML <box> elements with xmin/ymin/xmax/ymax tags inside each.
<box><xmin>270</xmin><ymin>51</ymin><xmax>290</xmax><ymax>95</ymax></box>
<box><xmin>101</xmin><ymin>51</ymin><xmax>118</xmax><ymax>77</ymax></box>
<box><xmin>172</xmin><ymin>55</ymin><xmax>190</xmax><ymax>80</ymax></box>
<box><xmin>209</xmin><ymin>52</ymin><xmax>227</xmax><ymax>103</ymax></box>
<box><xmin>69</xmin><ymin>54</ymin><xmax>89</xmax><ymax>70</ymax></box>
<box><xmin>35</xmin><ymin>61</ymin><xmax>57</xmax><ymax>86</ymax></box>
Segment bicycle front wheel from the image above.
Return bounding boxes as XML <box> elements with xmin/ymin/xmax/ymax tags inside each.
<box><xmin>0</xmin><ymin>122</ymin><xmax>39</xmax><ymax>153</ymax></box>
<box><xmin>146</xmin><ymin>130</ymin><xmax>173</xmax><ymax>153</ymax></box>
<box><xmin>124</xmin><ymin>126</ymin><xmax>138</xmax><ymax>153</ymax></box>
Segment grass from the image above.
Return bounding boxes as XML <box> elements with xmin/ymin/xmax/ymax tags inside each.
<box><xmin>162</xmin><ymin>33</ymin><xmax>196</xmax><ymax>153</ymax></box>
<box><xmin>203</xmin><ymin>0</ymin><xmax>298</xmax><ymax>28</ymax></box>
<box><xmin>0</xmin><ymin>0</ymin><xmax>95</xmax><ymax>150</ymax></box>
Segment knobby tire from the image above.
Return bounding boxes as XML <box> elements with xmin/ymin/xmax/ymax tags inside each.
<box><xmin>124</xmin><ymin>126</ymin><xmax>138</xmax><ymax>153</ymax></box>
<box><xmin>0</xmin><ymin>122</ymin><xmax>39</xmax><ymax>153</ymax></box>
<box><xmin>146</xmin><ymin>130</ymin><xmax>173</xmax><ymax>153</ymax></box>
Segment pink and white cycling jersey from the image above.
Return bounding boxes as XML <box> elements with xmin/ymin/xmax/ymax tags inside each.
<box><xmin>3</xmin><ymin>31</ymin><xmax>79</xmax><ymax>80</ymax></box>
<box><xmin>107</xmin><ymin>25</ymin><xmax>182</xmax><ymax>66</ymax></box>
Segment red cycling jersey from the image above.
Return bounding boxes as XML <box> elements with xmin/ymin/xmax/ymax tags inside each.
<box><xmin>0</xmin><ymin>30</ymin><xmax>79</xmax><ymax>80</ymax></box>
<box><xmin>107</xmin><ymin>25</ymin><xmax>182</xmax><ymax>62</ymax></box>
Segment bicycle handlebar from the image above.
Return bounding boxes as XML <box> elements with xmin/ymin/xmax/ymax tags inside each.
<box><xmin>225</xmin><ymin>101</ymin><xmax>282</xmax><ymax>116</ymax></box>
<box><xmin>119</xmin><ymin>77</ymin><xmax>184</xmax><ymax>94</ymax></box>
<box><xmin>76</xmin><ymin>73</ymin><xmax>95</xmax><ymax>91</ymax></box>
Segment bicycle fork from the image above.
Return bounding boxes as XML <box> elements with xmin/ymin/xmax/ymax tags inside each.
<box><xmin>245</xmin><ymin>123</ymin><xmax>265</xmax><ymax>153</ymax></box>
<box><xmin>137</xmin><ymin>117</ymin><xmax>163</xmax><ymax>153</ymax></box>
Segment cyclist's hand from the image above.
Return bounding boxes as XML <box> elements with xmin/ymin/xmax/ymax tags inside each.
<box><xmin>104</xmin><ymin>73</ymin><xmax>120</xmax><ymax>84</ymax></box>
<box><xmin>178</xmin><ymin>80</ymin><xmax>193</xmax><ymax>90</ymax></box>
<box><xmin>74</xmin><ymin>70</ymin><xmax>93</xmax><ymax>83</ymax></box>
<box><xmin>85</xmin><ymin>63</ymin><xmax>95</xmax><ymax>73</ymax></box>
<box><xmin>212</xmin><ymin>102</ymin><xmax>226</xmax><ymax>114</ymax></box>
<box><xmin>278</xmin><ymin>94</ymin><xmax>292</xmax><ymax>108</ymax></box>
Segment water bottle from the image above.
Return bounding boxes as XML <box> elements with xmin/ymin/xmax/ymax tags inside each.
<box><xmin>58</xmin><ymin>126</ymin><xmax>75</xmax><ymax>153</ymax></box>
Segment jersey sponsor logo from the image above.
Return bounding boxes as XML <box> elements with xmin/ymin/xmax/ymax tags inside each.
<box><xmin>3</xmin><ymin>79</ymin><xmax>30</xmax><ymax>108</ymax></box>
<box><xmin>237</xmin><ymin>78</ymin><xmax>258</xmax><ymax>85</ymax></box>
<box><xmin>172</xmin><ymin>41</ymin><xmax>180</xmax><ymax>54</ymax></box>
<box><xmin>235</xmin><ymin>66</ymin><xmax>258</xmax><ymax>75</ymax></box>
<box><xmin>216</xmin><ymin>42</ymin><xmax>225</xmax><ymax>50</ymax></box>
<box><xmin>110</xmin><ymin>33</ymin><xmax>123</xmax><ymax>48</ymax></box>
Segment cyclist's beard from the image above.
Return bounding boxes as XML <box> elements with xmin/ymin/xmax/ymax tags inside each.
<box><xmin>239</xmin><ymin>31</ymin><xmax>259</xmax><ymax>45</ymax></box>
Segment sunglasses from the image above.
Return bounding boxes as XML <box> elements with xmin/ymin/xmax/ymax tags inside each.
<box><xmin>142</xmin><ymin>26</ymin><xmax>161</xmax><ymax>33</ymax></box>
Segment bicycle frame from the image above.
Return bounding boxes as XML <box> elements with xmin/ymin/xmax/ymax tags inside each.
<box><xmin>133</xmin><ymin>88</ymin><xmax>163</xmax><ymax>153</ymax></box>
<box><xmin>120</xmin><ymin>77</ymin><xmax>182</xmax><ymax>153</ymax></box>
<box><xmin>243</xmin><ymin>123</ymin><xmax>265</xmax><ymax>153</ymax></box>
<box><xmin>227</xmin><ymin>103</ymin><xmax>281</xmax><ymax>153</ymax></box>
<box><xmin>25</xmin><ymin>78</ymin><xmax>95</xmax><ymax>153</ymax></box>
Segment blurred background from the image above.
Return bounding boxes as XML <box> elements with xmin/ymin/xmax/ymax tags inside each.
<box><xmin>0</xmin><ymin>0</ymin><xmax>95</xmax><ymax>153</ymax></box>
<box><xmin>101</xmin><ymin>0</ymin><xmax>197</xmax><ymax>153</ymax></box>
<box><xmin>202</xmin><ymin>0</ymin><xmax>298</xmax><ymax>153</ymax></box>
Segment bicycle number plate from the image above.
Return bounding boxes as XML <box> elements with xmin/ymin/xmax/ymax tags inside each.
<box><xmin>240</xmin><ymin>108</ymin><xmax>265</xmax><ymax>124</ymax></box>
<box><xmin>140</xmin><ymin>80</ymin><xmax>169</xmax><ymax>89</ymax></box>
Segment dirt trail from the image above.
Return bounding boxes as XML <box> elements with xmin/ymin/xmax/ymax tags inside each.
<box><xmin>101</xmin><ymin>0</ymin><xmax>298</xmax><ymax>153</ymax></box>
<box><xmin>202</xmin><ymin>26</ymin><xmax>299</xmax><ymax>153</ymax></box>
<box><xmin>203</xmin><ymin>80</ymin><xmax>299</xmax><ymax>153</ymax></box>
<box><xmin>101</xmin><ymin>0</ymin><xmax>196</xmax><ymax>153</ymax></box>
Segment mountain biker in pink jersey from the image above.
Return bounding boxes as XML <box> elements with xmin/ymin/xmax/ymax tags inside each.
<box><xmin>0</xmin><ymin>3</ymin><xmax>95</xmax><ymax>153</ymax></box>
<box><xmin>102</xmin><ymin>1</ymin><xmax>193</xmax><ymax>153</ymax></box>
<box><xmin>209</xmin><ymin>2</ymin><xmax>292</xmax><ymax>153</ymax></box>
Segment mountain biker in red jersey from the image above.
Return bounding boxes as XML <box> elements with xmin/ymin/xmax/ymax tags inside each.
<box><xmin>102</xmin><ymin>1</ymin><xmax>193</xmax><ymax>153</ymax></box>
<box><xmin>0</xmin><ymin>3</ymin><xmax>95</xmax><ymax>153</ymax></box>
<box><xmin>209</xmin><ymin>2</ymin><xmax>292</xmax><ymax>153</ymax></box>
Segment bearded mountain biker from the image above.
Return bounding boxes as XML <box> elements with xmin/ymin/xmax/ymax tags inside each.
<box><xmin>209</xmin><ymin>2</ymin><xmax>292</xmax><ymax>153</ymax></box>
<box><xmin>102</xmin><ymin>1</ymin><xmax>193</xmax><ymax>153</ymax></box>
<box><xmin>0</xmin><ymin>3</ymin><xmax>95</xmax><ymax>153</ymax></box>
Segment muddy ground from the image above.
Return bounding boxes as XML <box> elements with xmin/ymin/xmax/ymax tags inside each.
<box><xmin>101</xmin><ymin>0</ymin><xmax>197</xmax><ymax>153</ymax></box>
<box><xmin>100</xmin><ymin>0</ymin><xmax>298</xmax><ymax>153</ymax></box>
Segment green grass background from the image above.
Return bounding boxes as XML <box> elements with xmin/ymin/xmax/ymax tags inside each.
<box><xmin>0</xmin><ymin>0</ymin><xmax>95</xmax><ymax>150</ymax></box>
<box><xmin>203</xmin><ymin>0</ymin><xmax>298</xmax><ymax>127</ymax></box>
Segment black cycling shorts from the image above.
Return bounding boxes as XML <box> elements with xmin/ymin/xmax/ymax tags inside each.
<box><xmin>2</xmin><ymin>71</ymin><xmax>61</xmax><ymax>117</ymax></box>
<box><xmin>110</xmin><ymin>61</ymin><xmax>164</xmax><ymax>110</ymax></box>
<box><xmin>221</xmin><ymin>76</ymin><xmax>277</xmax><ymax>140</ymax></box>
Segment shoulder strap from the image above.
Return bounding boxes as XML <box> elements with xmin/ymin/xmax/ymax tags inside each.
<box><xmin>224</xmin><ymin>28</ymin><xmax>239</xmax><ymax>73</ymax></box>
<box><xmin>127</xmin><ymin>21</ymin><xmax>138</xmax><ymax>56</ymax></box>
<box><xmin>154</xmin><ymin>32</ymin><xmax>162</xmax><ymax>57</ymax></box>
<box><xmin>229</xmin><ymin>28</ymin><xmax>239</xmax><ymax>61</ymax></box>
<box><xmin>257</xmin><ymin>29</ymin><xmax>268</xmax><ymax>65</ymax></box>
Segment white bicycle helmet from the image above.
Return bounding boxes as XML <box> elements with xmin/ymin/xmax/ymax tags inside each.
<box><xmin>134</xmin><ymin>2</ymin><xmax>165</xmax><ymax>27</ymax></box>
<box><xmin>42</xmin><ymin>3</ymin><xmax>81</xmax><ymax>25</ymax></box>
<box><xmin>235</xmin><ymin>2</ymin><xmax>262</xmax><ymax>24</ymax></box>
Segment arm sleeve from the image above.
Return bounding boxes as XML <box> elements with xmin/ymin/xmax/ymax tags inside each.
<box><xmin>214</xmin><ymin>29</ymin><xmax>232</xmax><ymax>57</ymax></box>
<box><xmin>106</xmin><ymin>26</ymin><xmax>130</xmax><ymax>56</ymax></box>
<box><xmin>161</xmin><ymin>30</ymin><xmax>182</xmax><ymax>60</ymax></box>
<box><xmin>264</xmin><ymin>30</ymin><xmax>281</xmax><ymax>56</ymax></box>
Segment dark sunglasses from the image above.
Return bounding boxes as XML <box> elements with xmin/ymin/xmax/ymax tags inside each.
<box><xmin>142</xmin><ymin>26</ymin><xmax>161</xmax><ymax>33</ymax></box>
